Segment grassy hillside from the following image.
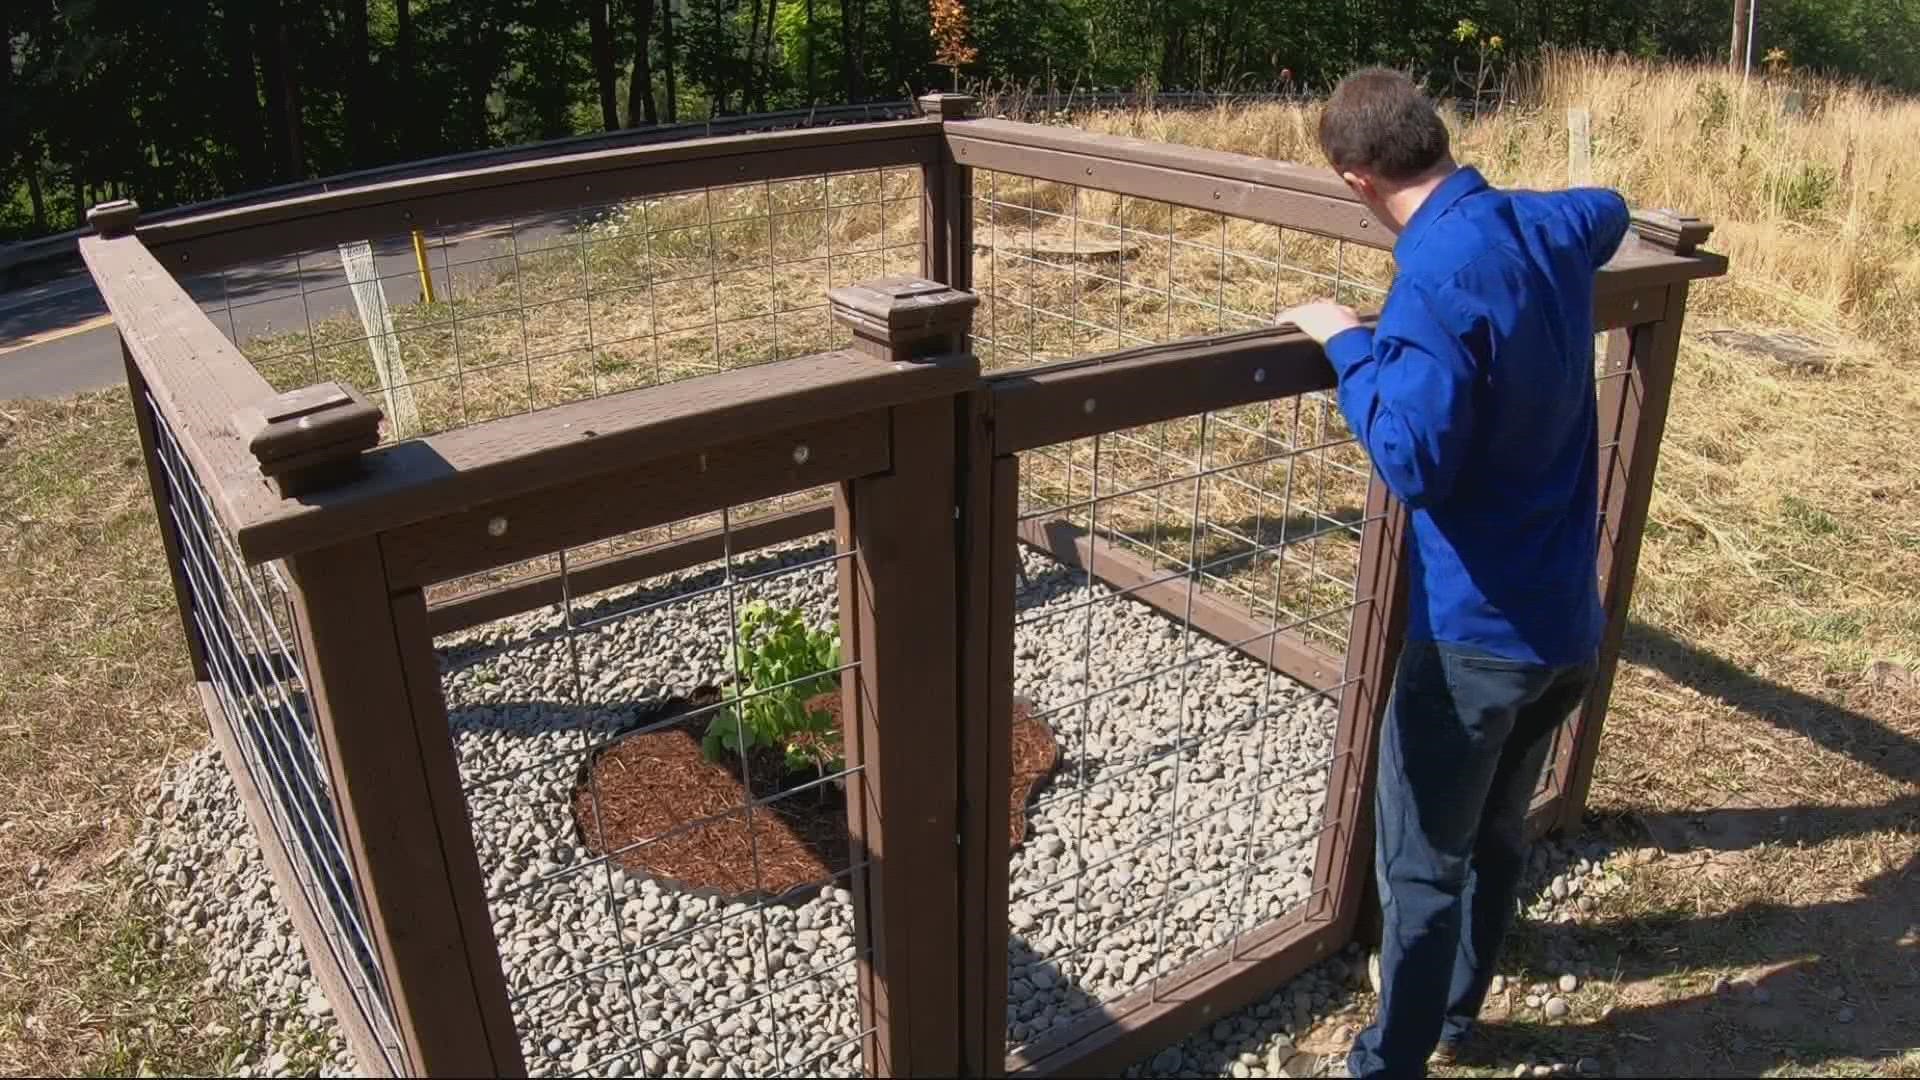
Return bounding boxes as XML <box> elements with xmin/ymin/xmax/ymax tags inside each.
<box><xmin>2</xmin><ymin>52</ymin><xmax>1915</xmax><ymax>1076</ymax></box>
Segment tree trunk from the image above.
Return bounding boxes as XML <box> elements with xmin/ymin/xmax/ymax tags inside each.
<box><xmin>746</xmin><ymin>0</ymin><xmax>765</xmax><ymax>112</ymax></box>
<box><xmin>662</xmin><ymin>0</ymin><xmax>678</xmax><ymax>122</ymax></box>
<box><xmin>839</xmin><ymin>0</ymin><xmax>865</xmax><ymax>101</ymax></box>
<box><xmin>217</xmin><ymin>3</ymin><xmax>266</xmax><ymax>184</ymax></box>
<box><xmin>1730</xmin><ymin>0</ymin><xmax>1751</xmax><ymax>72</ymax></box>
<box><xmin>395</xmin><ymin>0</ymin><xmax>415</xmax><ymax>147</ymax></box>
<box><xmin>277</xmin><ymin>18</ymin><xmax>305</xmax><ymax>176</ymax></box>
<box><xmin>26</xmin><ymin>168</ymin><xmax>47</xmax><ymax>233</ymax></box>
<box><xmin>461</xmin><ymin>15</ymin><xmax>501</xmax><ymax>146</ymax></box>
<box><xmin>344</xmin><ymin>0</ymin><xmax>372</xmax><ymax>163</ymax></box>
<box><xmin>253</xmin><ymin>4</ymin><xmax>292</xmax><ymax>180</ymax></box>
<box><xmin>589</xmin><ymin>0</ymin><xmax>621</xmax><ymax>129</ymax></box>
<box><xmin>807</xmin><ymin>0</ymin><xmax>819</xmax><ymax>101</ymax></box>
<box><xmin>760</xmin><ymin>0</ymin><xmax>777</xmax><ymax>110</ymax></box>
<box><xmin>628</xmin><ymin>0</ymin><xmax>658</xmax><ymax>125</ymax></box>
<box><xmin>706</xmin><ymin>0</ymin><xmax>729</xmax><ymax>115</ymax></box>
<box><xmin>886</xmin><ymin>0</ymin><xmax>901</xmax><ymax>94</ymax></box>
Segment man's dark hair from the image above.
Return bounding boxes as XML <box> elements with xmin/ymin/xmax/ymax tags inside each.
<box><xmin>1317</xmin><ymin>68</ymin><xmax>1451</xmax><ymax>182</ymax></box>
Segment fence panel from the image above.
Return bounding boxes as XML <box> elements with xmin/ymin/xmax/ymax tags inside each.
<box><xmin>88</xmin><ymin>106</ymin><xmax>1724</xmax><ymax>1078</ymax></box>
<box><xmin>133</xmin><ymin>378</ymin><xmax>407</xmax><ymax>1074</ymax></box>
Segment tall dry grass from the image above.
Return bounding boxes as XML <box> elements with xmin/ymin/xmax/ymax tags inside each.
<box><xmin>1074</xmin><ymin>51</ymin><xmax>1920</xmax><ymax>348</ymax></box>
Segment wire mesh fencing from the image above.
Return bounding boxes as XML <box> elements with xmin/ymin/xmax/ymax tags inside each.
<box><xmin>433</xmin><ymin>507</ymin><xmax>869</xmax><ymax>1078</ymax></box>
<box><xmin>1001</xmin><ymin>404</ymin><xmax>1377</xmax><ymax>1054</ymax></box>
<box><xmin>191</xmin><ymin>168</ymin><xmax>925</xmax><ymax>443</ymax></box>
<box><xmin>144</xmin><ymin>396</ymin><xmax>404</xmax><ymax>1072</ymax></box>
<box><xmin>969</xmin><ymin>170</ymin><xmax>1394</xmax><ymax>371</ymax></box>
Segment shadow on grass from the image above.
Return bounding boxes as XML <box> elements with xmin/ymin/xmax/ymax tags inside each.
<box><xmin>1621</xmin><ymin>620</ymin><xmax>1920</xmax><ymax>785</ymax></box>
<box><xmin>1449</xmin><ymin>623</ymin><xmax>1920</xmax><ymax>1077</ymax></box>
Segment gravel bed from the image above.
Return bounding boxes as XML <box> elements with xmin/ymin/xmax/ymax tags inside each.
<box><xmin>134</xmin><ymin>537</ymin><xmax>1345</xmax><ymax>1077</ymax></box>
<box><xmin>1121</xmin><ymin>836</ymin><xmax>1631</xmax><ymax>1079</ymax></box>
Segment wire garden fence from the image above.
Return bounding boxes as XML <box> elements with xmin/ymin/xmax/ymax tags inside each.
<box><xmin>83</xmin><ymin>95</ymin><xmax>1723</xmax><ymax>1078</ymax></box>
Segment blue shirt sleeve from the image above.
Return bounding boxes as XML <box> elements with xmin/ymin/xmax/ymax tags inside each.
<box><xmin>1563</xmin><ymin>188</ymin><xmax>1632</xmax><ymax>269</ymax></box>
<box><xmin>1322</xmin><ymin>278</ymin><xmax>1481</xmax><ymax>509</ymax></box>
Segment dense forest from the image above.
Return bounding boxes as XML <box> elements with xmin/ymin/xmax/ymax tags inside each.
<box><xmin>5</xmin><ymin>0</ymin><xmax>1920</xmax><ymax>241</ymax></box>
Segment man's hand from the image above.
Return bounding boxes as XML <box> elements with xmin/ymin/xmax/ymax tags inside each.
<box><xmin>1277</xmin><ymin>301</ymin><xmax>1361</xmax><ymax>346</ymax></box>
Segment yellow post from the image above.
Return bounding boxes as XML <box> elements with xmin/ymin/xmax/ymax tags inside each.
<box><xmin>410</xmin><ymin>229</ymin><xmax>437</xmax><ymax>304</ymax></box>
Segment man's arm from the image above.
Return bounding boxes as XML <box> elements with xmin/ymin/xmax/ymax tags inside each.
<box><xmin>1290</xmin><ymin>282</ymin><xmax>1479</xmax><ymax>509</ymax></box>
<box><xmin>1564</xmin><ymin>188</ymin><xmax>1632</xmax><ymax>269</ymax></box>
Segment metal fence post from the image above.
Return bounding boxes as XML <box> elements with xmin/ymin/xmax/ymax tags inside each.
<box><xmin>831</xmin><ymin>277</ymin><xmax>980</xmax><ymax>1076</ymax></box>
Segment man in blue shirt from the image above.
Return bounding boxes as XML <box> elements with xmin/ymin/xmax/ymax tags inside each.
<box><xmin>1279</xmin><ymin>69</ymin><xmax>1631</xmax><ymax>1077</ymax></box>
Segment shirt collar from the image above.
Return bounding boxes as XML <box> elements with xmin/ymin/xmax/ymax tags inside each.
<box><xmin>1394</xmin><ymin>166</ymin><xmax>1489</xmax><ymax>261</ymax></box>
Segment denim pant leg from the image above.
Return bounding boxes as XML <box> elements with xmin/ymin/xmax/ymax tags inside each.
<box><xmin>1348</xmin><ymin>645</ymin><xmax>1529</xmax><ymax>1079</ymax></box>
<box><xmin>1440</xmin><ymin>662</ymin><xmax>1595</xmax><ymax>1046</ymax></box>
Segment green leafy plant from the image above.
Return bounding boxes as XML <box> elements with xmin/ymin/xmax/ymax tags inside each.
<box><xmin>702</xmin><ymin>602</ymin><xmax>844</xmax><ymax>776</ymax></box>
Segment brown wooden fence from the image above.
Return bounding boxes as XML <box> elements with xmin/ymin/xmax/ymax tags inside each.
<box><xmin>82</xmin><ymin>94</ymin><xmax>1724</xmax><ymax>1078</ymax></box>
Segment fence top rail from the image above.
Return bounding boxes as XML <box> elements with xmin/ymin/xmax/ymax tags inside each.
<box><xmin>80</xmin><ymin>229</ymin><xmax>281</xmax><ymax>542</ymax></box>
<box><xmin>986</xmin><ymin>323</ymin><xmax>1352</xmax><ymax>455</ymax></box>
<box><xmin>0</xmin><ymin>102</ymin><xmax>923</xmax><ymax>281</ymax></box>
<box><xmin>945</xmin><ymin>116</ymin><xmax>1730</xmax><ymax>290</ymax></box>
<box><xmin>83</xmin><ymin>227</ymin><xmax>976</xmax><ymax>566</ymax></box>
<box><xmin>956</xmin><ymin>116</ymin><xmax>1363</xmax><ymax>209</ymax></box>
<box><xmin>133</xmin><ymin>116</ymin><xmax>943</xmax><ymax>274</ymax></box>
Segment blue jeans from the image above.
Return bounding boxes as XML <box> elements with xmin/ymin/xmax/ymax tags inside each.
<box><xmin>1348</xmin><ymin>642</ymin><xmax>1595</xmax><ymax>1078</ymax></box>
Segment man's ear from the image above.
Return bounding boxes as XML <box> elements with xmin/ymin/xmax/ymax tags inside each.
<box><xmin>1340</xmin><ymin>170</ymin><xmax>1374</xmax><ymax>202</ymax></box>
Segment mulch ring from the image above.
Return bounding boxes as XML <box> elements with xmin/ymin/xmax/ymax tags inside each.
<box><xmin>574</xmin><ymin>689</ymin><xmax>1060</xmax><ymax>901</ymax></box>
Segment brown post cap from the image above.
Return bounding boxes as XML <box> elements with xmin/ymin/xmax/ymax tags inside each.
<box><xmin>917</xmin><ymin>92</ymin><xmax>978</xmax><ymax>119</ymax></box>
<box><xmin>1630</xmin><ymin>210</ymin><xmax>1714</xmax><ymax>256</ymax></box>
<box><xmin>830</xmin><ymin>277</ymin><xmax>979</xmax><ymax>363</ymax></box>
<box><xmin>234</xmin><ymin>382</ymin><xmax>385</xmax><ymax>496</ymax></box>
<box><xmin>87</xmin><ymin>199</ymin><xmax>141</xmax><ymax>239</ymax></box>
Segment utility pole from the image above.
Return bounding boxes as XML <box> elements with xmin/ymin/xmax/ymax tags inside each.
<box><xmin>1731</xmin><ymin>0</ymin><xmax>1750</xmax><ymax>74</ymax></box>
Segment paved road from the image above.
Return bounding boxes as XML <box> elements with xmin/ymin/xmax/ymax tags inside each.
<box><xmin>0</xmin><ymin>213</ymin><xmax>583</xmax><ymax>400</ymax></box>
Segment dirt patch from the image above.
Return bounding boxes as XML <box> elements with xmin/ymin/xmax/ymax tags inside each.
<box><xmin>575</xmin><ymin>690</ymin><xmax>1058</xmax><ymax>900</ymax></box>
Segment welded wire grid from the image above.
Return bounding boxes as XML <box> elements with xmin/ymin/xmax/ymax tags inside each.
<box><xmin>145</xmin><ymin>397</ymin><xmax>404</xmax><ymax>1072</ymax></box>
<box><xmin>972</xmin><ymin>173</ymin><xmax>1394</xmax><ymax>1052</ymax></box>
<box><xmin>1003</xmin><ymin>414</ymin><xmax>1375</xmax><ymax>1053</ymax></box>
<box><xmin>436</xmin><ymin>512</ymin><xmax>868</xmax><ymax>1078</ymax></box>
<box><xmin>968</xmin><ymin>170</ymin><xmax>1394</xmax><ymax>371</ymax></box>
<box><xmin>199</xmin><ymin>168</ymin><xmax>923</xmax><ymax>442</ymax></box>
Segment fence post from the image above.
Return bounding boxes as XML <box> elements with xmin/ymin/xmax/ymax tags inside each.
<box><xmin>830</xmin><ymin>277</ymin><xmax>979</xmax><ymax>1077</ymax></box>
<box><xmin>956</xmin><ymin>403</ymin><xmax>1017</xmax><ymax>1076</ymax></box>
<box><xmin>94</xmin><ymin>199</ymin><xmax>209</xmax><ymax>682</ymax></box>
<box><xmin>1556</xmin><ymin>212</ymin><xmax>1710</xmax><ymax>831</ymax></box>
<box><xmin>918</xmin><ymin>92</ymin><xmax>976</xmax><ymax>291</ymax></box>
<box><xmin>282</xmin><ymin>537</ymin><xmax>524</xmax><ymax>1076</ymax></box>
<box><xmin>1310</xmin><ymin>473</ymin><xmax>1411</xmax><ymax>944</ymax></box>
<box><xmin>1555</xmin><ymin>291</ymin><xmax>1692</xmax><ymax>829</ymax></box>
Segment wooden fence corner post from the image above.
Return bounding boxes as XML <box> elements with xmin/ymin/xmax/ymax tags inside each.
<box><xmin>1555</xmin><ymin>287</ymin><xmax>1693</xmax><ymax>832</ymax></box>
<box><xmin>286</xmin><ymin>540</ymin><xmax>523</xmax><ymax>1076</ymax></box>
<box><xmin>830</xmin><ymin>277</ymin><xmax>977</xmax><ymax>1077</ymax></box>
<box><xmin>919</xmin><ymin>92</ymin><xmax>977</xmax><ymax>292</ymax></box>
<box><xmin>1552</xmin><ymin>214</ymin><xmax>1713</xmax><ymax>833</ymax></box>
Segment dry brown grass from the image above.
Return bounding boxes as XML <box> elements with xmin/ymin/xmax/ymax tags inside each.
<box><xmin>3</xmin><ymin>51</ymin><xmax>1917</xmax><ymax>1076</ymax></box>
<box><xmin>0</xmin><ymin>395</ymin><xmax>292</xmax><ymax>1075</ymax></box>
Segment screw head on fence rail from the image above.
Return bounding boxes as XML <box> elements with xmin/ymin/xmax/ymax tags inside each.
<box><xmin>234</xmin><ymin>382</ymin><xmax>385</xmax><ymax>496</ymax></box>
<box><xmin>830</xmin><ymin>277</ymin><xmax>980</xmax><ymax>364</ymax></box>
